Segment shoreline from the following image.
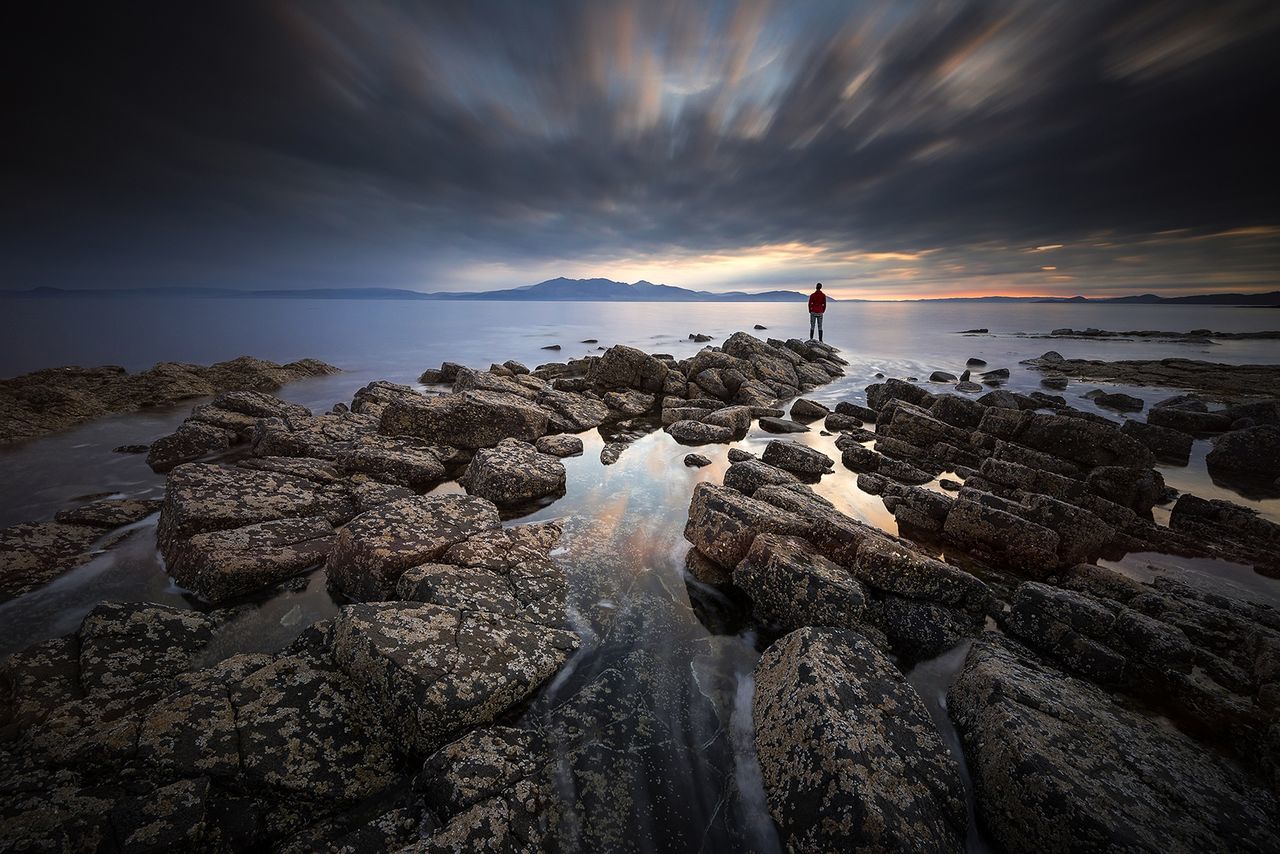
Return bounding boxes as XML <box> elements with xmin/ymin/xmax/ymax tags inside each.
<box><xmin>1</xmin><ymin>331</ymin><xmax>1277</xmax><ymax>850</ymax></box>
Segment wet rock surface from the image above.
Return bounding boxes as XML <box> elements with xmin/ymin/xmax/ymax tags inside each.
<box><xmin>0</xmin><ymin>356</ymin><xmax>339</xmax><ymax>444</ymax></box>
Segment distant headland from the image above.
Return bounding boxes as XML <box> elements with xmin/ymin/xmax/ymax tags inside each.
<box><xmin>2</xmin><ymin>277</ymin><xmax>1278</xmax><ymax>305</ymax></box>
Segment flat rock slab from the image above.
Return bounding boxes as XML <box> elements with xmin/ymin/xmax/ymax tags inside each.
<box><xmin>54</xmin><ymin>498</ymin><xmax>162</xmax><ymax>528</ymax></box>
<box><xmin>536</xmin><ymin>434</ymin><xmax>584</xmax><ymax>457</ymax></box>
<box><xmin>380</xmin><ymin>389</ymin><xmax>549</xmax><ymax>449</ymax></box>
<box><xmin>78</xmin><ymin>601</ymin><xmax>216</xmax><ymax>696</ymax></box>
<box><xmin>684</xmin><ymin>482</ymin><xmax>811</xmax><ymax>568</ymax></box>
<box><xmin>760</xmin><ymin>439</ymin><xmax>833</xmax><ymax>476</ymax></box>
<box><xmin>758</xmin><ymin>417</ymin><xmax>809</xmax><ymax>434</ymax></box>
<box><xmin>156</xmin><ymin>463</ymin><xmax>353</xmax><ymax>559</ymax></box>
<box><xmin>733</xmin><ymin>534</ymin><xmax>864</xmax><ymax>631</ymax></box>
<box><xmin>327</xmin><ymin>494</ymin><xmax>501</xmax><ymax>600</ymax></box>
<box><xmin>336</xmin><ymin>434</ymin><xmax>449</xmax><ymax>488</ymax></box>
<box><xmin>949</xmin><ymin>638</ymin><xmax>1280</xmax><ymax>854</ymax></box>
<box><xmin>461</xmin><ymin>438</ymin><xmax>566</xmax><ymax>506</ymax></box>
<box><xmin>331</xmin><ymin>601</ymin><xmax>578</xmax><ymax>753</ymax></box>
<box><xmin>168</xmin><ymin>516</ymin><xmax>336</xmax><ymax>603</ymax></box>
<box><xmin>0</xmin><ymin>520</ymin><xmax>113</xmax><ymax>601</ymax></box>
<box><xmin>754</xmin><ymin>626</ymin><xmax>967</xmax><ymax>853</ymax></box>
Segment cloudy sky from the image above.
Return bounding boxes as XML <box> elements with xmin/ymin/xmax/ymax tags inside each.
<box><xmin>5</xmin><ymin>1</ymin><xmax>1279</xmax><ymax>299</ymax></box>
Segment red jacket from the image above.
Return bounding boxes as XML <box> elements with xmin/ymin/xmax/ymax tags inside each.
<box><xmin>808</xmin><ymin>290</ymin><xmax>826</xmax><ymax>314</ymax></box>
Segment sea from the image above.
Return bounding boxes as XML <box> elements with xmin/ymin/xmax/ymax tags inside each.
<box><xmin>1</xmin><ymin>297</ymin><xmax>1278</xmax><ymax>851</ymax></box>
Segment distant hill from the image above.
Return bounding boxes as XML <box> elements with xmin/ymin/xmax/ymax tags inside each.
<box><xmin>3</xmin><ymin>278</ymin><xmax>815</xmax><ymax>302</ymax></box>
<box><xmin>2</xmin><ymin>281</ymin><xmax>1276</xmax><ymax>305</ymax></box>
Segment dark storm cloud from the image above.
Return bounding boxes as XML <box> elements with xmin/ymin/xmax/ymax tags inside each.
<box><xmin>4</xmin><ymin>1</ymin><xmax>1279</xmax><ymax>294</ymax></box>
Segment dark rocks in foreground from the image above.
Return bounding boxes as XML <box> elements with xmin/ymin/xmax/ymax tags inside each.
<box><xmin>0</xmin><ymin>356</ymin><xmax>339</xmax><ymax>444</ymax></box>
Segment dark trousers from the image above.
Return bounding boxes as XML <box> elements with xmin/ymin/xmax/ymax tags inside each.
<box><xmin>809</xmin><ymin>312</ymin><xmax>823</xmax><ymax>341</ymax></box>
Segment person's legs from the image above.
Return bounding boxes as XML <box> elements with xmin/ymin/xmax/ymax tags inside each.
<box><xmin>816</xmin><ymin>313</ymin><xmax>823</xmax><ymax>342</ymax></box>
<box><xmin>809</xmin><ymin>312</ymin><xmax>816</xmax><ymax>339</ymax></box>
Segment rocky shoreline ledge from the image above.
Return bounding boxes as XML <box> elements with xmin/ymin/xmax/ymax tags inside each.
<box><xmin>0</xmin><ymin>356</ymin><xmax>340</xmax><ymax>444</ymax></box>
<box><xmin>1</xmin><ymin>331</ymin><xmax>1278</xmax><ymax>851</ymax></box>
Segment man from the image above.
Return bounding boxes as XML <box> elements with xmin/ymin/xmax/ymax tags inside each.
<box><xmin>808</xmin><ymin>282</ymin><xmax>826</xmax><ymax>342</ymax></box>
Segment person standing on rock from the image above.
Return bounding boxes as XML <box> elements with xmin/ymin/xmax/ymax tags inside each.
<box><xmin>808</xmin><ymin>283</ymin><xmax>826</xmax><ymax>342</ymax></box>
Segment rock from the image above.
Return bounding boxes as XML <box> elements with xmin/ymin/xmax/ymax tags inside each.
<box><xmin>335</xmin><ymin>434</ymin><xmax>449</xmax><ymax>488</ymax></box>
<box><xmin>727</xmin><ymin>448</ymin><xmax>754</xmax><ymax>463</ymax></box>
<box><xmin>702</xmin><ymin>405</ymin><xmax>753</xmax><ymax>436</ymax></box>
<box><xmin>0</xmin><ymin>520</ymin><xmax>117</xmax><ymax>600</ymax></box>
<box><xmin>541</xmin><ymin>344</ymin><xmax>561</xmax><ymax>351</ymax></box>
<box><xmin>1040</xmin><ymin>374</ymin><xmax>1069</xmax><ymax>390</ymax></box>
<box><xmin>758</xmin><ymin>416</ymin><xmax>809</xmax><ymax>434</ymax></box>
<box><xmin>461</xmin><ymin>438</ymin><xmax>566</xmax><ymax>507</ymax></box>
<box><xmin>834</xmin><ymin>401</ymin><xmax>877</xmax><ymax>422</ymax></box>
<box><xmin>873</xmin><ymin>596</ymin><xmax>984</xmax><ymax>661</ymax></box>
<box><xmin>980</xmin><ymin>367</ymin><xmax>1009</xmax><ymax>380</ymax></box>
<box><xmin>949</xmin><ymin>638</ymin><xmax>1280</xmax><ymax>854</ymax></box>
<box><xmin>1121</xmin><ymin>419</ymin><xmax>1194</xmax><ymax>464</ymax></box>
<box><xmin>113</xmin><ymin>444</ymin><xmax>150</xmax><ymax>454</ymax></box>
<box><xmin>788</xmin><ymin>398</ymin><xmax>829</xmax><ymax>421</ymax></box>
<box><xmin>250</xmin><ymin>411</ymin><xmax>378</xmax><ymax>459</ymax></box>
<box><xmin>1147</xmin><ymin>404</ymin><xmax>1233</xmax><ymax>435</ymax></box>
<box><xmin>754</xmin><ymin>324</ymin><xmax>768</xmax><ymax>330</ymax></box>
<box><xmin>330</xmin><ymin>601</ymin><xmax>577</xmax><ymax>753</ymax></box>
<box><xmin>966</xmin><ymin>357</ymin><xmax>987</xmax><ymax>367</ymax></box>
<box><xmin>0</xmin><ymin>356</ymin><xmax>338</xmax><ymax>444</ymax></box>
<box><xmin>1206</xmin><ymin>425</ymin><xmax>1280</xmax><ymax>485</ymax></box>
<box><xmin>591</xmin><ymin>345</ymin><xmax>669</xmax><ymax>392</ymax></box>
<box><xmin>1094</xmin><ymin>391</ymin><xmax>1145</xmax><ymax>412</ymax></box>
<box><xmin>723</xmin><ymin>459</ymin><xmax>800</xmax><ymax>496</ymax></box>
<box><xmin>1015</xmin><ymin>411</ymin><xmax>1155</xmax><ymax>468</ymax></box>
<box><xmin>600</xmin><ymin>441</ymin><xmax>629</xmax><ymax>465</ymax></box>
<box><xmin>1085</xmin><ymin>466</ymin><xmax>1165</xmax><ymax>516</ymax></box>
<box><xmin>866</xmin><ymin>378</ymin><xmax>936</xmax><ymax>411</ymax></box>
<box><xmin>602</xmin><ymin>388</ymin><xmax>656</xmax><ymax>417</ymax></box>
<box><xmin>145</xmin><ymin>421</ymin><xmax>232</xmax><ymax>472</ymax></box>
<box><xmin>943</xmin><ymin>495</ymin><xmax>1060</xmax><ymax>574</ymax></box>
<box><xmin>327</xmin><ymin>494</ymin><xmax>502</xmax><ymax>600</ymax></box>
<box><xmin>754</xmin><ymin>627</ymin><xmax>967</xmax><ymax>853</ymax></box>
<box><xmin>156</xmin><ymin>463</ymin><xmax>351</xmax><ymax>558</ymax></box>
<box><xmin>760</xmin><ymin>440</ymin><xmax>833</xmax><ymax>476</ymax></box>
<box><xmin>684</xmin><ymin>453</ymin><xmax>711</xmax><ymax>467</ymax></box>
<box><xmin>733</xmin><ymin>534</ymin><xmax>865</xmax><ymax>631</ymax></box>
<box><xmin>684</xmin><ymin>482</ymin><xmax>810</xmax><ymax>568</ymax></box>
<box><xmin>688</xmin><ymin>333</ymin><xmax>713</xmax><ymax>342</ymax></box>
<box><xmin>929</xmin><ymin>371</ymin><xmax>958</xmax><ymax>383</ymax></box>
<box><xmin>238</xmin><ymin>455</ymin><xmax>341</xmax><ymax>483</ymax></box>
<box><xmin>823</xmin><ymin>413</ymin><xmax>862</xmax><ymax>432</ymax></box>
<box><xmin>955</xmin><ymin>381</ymin><xmax>983</xmax><ymax>393</ymax></box>
<box><xmin>535</xmin><ymin>434</ymin><xmax>583</xmax><ymax>457</ymax></box>
<box><xmin>853</xmin><ymin>537</ymin><xmax>990</xmax><ymax>613</ymax></box>
<box><xmin>167</xmin><ymin>516</ymin><xmax>336</xmax><ymax>603</ymax></box>
<box><xmin>77</xmin><ymin>601</ymin><xmax>215</xmax><ymax>695</ymax></box>
<box><xmin>380</xmin><ymin>390</ymin><xmax>549</xmax><ymax>449</ymax></box>
<box><xmin>960</xmin><ymin>328</ymin><xmax>988</xmax><ymax>334</ymax></box>
<box><xmin>667</xmin><ymin>419</ymin><xmax>735</xmax><ymax>445</ymax></box>
<box><xmin>535</xmin><ymin>388</ymin><xmax>610</xmax><ymax>432</ymax></box>
<box><xmin>54</xmin><ymin>498</ymin><xmax>161</xmax><ymax>528</ymax></box>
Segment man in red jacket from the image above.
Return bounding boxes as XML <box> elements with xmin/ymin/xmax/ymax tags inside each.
<box><xmin>808</xmin><ymin>282</ymin><xmax>826</xmax><ymax>342</ymax></box>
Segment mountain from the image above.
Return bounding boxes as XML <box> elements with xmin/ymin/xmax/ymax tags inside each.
<box><xmin>2</xmin><ymin>281</ymin><xmax>1276</xmax><ymax>305</ymax></box>
<box><xmin>2</xmin><ymin>278</ymin><xmax>816</xmax><ymax>302</ymax></box>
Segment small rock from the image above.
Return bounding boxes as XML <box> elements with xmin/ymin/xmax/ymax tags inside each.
<box><xmin>754</xmin><ymin>324</ymin><xmax>768</xmax><ymax>330</ymax></box>
<box><xmin>541</xmin><ymin>344</ymin><xmax>561</xmax><ymax>351</ymax></box>
<box><xmin>688</xmin><ymin>333</ymin><xmax>713</xmax><ymax>342</ymax></box>
<box><xmin>955</xmin><ymin>381</ymin><xmax>983</xmax><ymax>393</ymax></box>
<box><xmin>758</xmin><ymin>417</ymin><xmax>809</xmax><ymax>434</ymax></box>
<box><xmin>929</xmin><ymin>371</ymin><xmax>958</xmax><ymax>383</ymax></box>
<box><xmin>788</xmin><ymin>398</ymin><xmax>829</xmax><ymax>422</ymax></box>
<box><xmin>683</xmin><ymin>454</ymin><xmax>711</xmax><ymax>468</ymax></box>
<box><xmin>112</xmin><ymin>444</ymin><xmax>150</xmax><ymax>454</ymax></box>
<box><xmin>535</xmin><ymin>435</ymin><xmax>583</xmax><ymax>457</ymax></box>
<box><xmin>461</xmin><ymin>439</ymin><xmax>566</xmax><ymax>507</ymax></box>
<box><xmin>727</xmin><ymin>448</ymin><xmax>754</xmax><ymax>463</ymax></box>
<box><xmin>1094</xmin><ymin>391</ymin><xmax>1145</xmax><ymax>412</ymax></box>
<box><xmin>760</xmin><ymin>440</ymin><xmax>834</xmax><ymax>476</ymax></box>
<box><xmin>966</xmin><ymin>357</ymin><xmax>987</xmax><ymax>367</ymax></box>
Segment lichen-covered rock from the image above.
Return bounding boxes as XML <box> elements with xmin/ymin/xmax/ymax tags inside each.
<box><xmin>327</xmin><ymin>494</ymin><xmax>501</xmax><ymax>600</ymax></box>
<box><xmin>77</xmin><ymin>601</ymin><xmax>215</xmax><ymax>696</ymax></box>
<box><xmin>760</xmin><ymin>440</ymin><xmax>833</xmax><ymax>476</ymax></box>
<box><xmin>453</xmin><ymin>367</ymin><xmax>538</xmax><ymax>401</ymax></box>
<box><xmin>757</xmin><ymin>416</ymin><xmax>809</xmax><ymax>434</ymax></box>
<box><xmin>1014</xmin><ymin>411</ymin><xmax>1155</xmax><ymax>469</ymax></box>
<box><xmin>591</xmin><ymin>345</ymin><xmax>669</xmax><ymax>392</ymax></box>
<box><xmin>330</xmin><ymin>601</ymin><xmax>577</xmax><ymax>753</ymax></box>
<box><xmin>460</xmin><ymin>438</ymin><xmax>566</xmax><ymax>507</ymax></box>
<box><xmin>145</xmin><ymin>421</ymin><xmax>232</xmax><ymax>472</ymax></box>
<box><xmin>684</xmin><ymin>453</ymin><xmax>711</xmax><ymax>467</ymax></box>
<box><xmin>603</xmin><ymin>388</ymin><xmax>657</xmax><ymax>417</ymax></box>
<box><xmin>949</xmin><ymin>638</ymin><xmax>1280</xmax><ymax>854</ymax></box>
<box><xmin>684</xmin><ymin>483</ymin><xmax>810</xmax><ymax>568</ymax></box>
<box><xmin>789</xmin><ymin>398</ymin><xmax>829</xmax><ymax>421</ymax></box>
<box><xmin>754</xmin><ymin>627</ymin><xmax>966</xmax><ymax>853</ymax></box>
<box><xmin>853</xmin><ymin>536</ymin><xmax>991</xmax><ymax>614</ymax></box>
<box><xmin>157</xmin><ymin>463</ymin><xmax>353</xmax><ymax>560</ymax></box>
<box><xmin>1</xmin><ymin>635</ymin><xmax>84</xmax><ymax>732</ymax></box>
<box><xmin>532</xmin><ymin>434</ymin><xmax>581</xmax><ymax>458</ymax></box>
<box><xmin>535</xmin><ymin>388</ymin><xmax>610</xmax><ymax>433</ymax></box>
<box><xmin>335</xmin><ymin>434</ymin><xmax>450</xmax><ymax>488</ymax></box>
<box><xmin>1120</xmin><ymin>419</ymin><xmax>1194</xmax><ymax>465</ymax></box>
<box><xmin>733</xmin><ymin>534</ymin><xmax>864</xmax><ymax>631</ymax></box>
<box><xmin>0</xmin><ymin>520</ymin><xmax>113</xmax><ymax>601</ymax></box>
<box><xmin>380</xmin><ymin>390</ymin><xmax>549</xmax><ymax>449</ymax></box>
<box><xmin>54</xmin><ymin>497</ymin><xmax>162</xmax><ymax>528</ymax></box>
<box><xmin>667</xmin><ymin>419</ymin><xmax>734</xmax><ymax>445</ymax></box>
<box><xmin>167</xmin><ymin>516</ymin><xmax>336</xmax><ymax>603</ymax></box>
<box><xmin>1206</xmin><ymin>425</ymin><xmax>1280</xmax><ymax>486</ymax></box>
<box><xmin>723</xmin><ymin>458</ymin><xmax>800</xmax><ymax>496</ymax></box>
<box><xmin>702</xmin><ymin>405</ymin><xmax>753</xmax><ymax>436</ymax></box>
<box><xmin>942</xmin><ymin>494</ymin><xmax>1060</xmax><ymax>574</ymax></box>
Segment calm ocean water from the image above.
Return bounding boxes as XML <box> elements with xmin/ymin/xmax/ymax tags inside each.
<box><xmin>1</xmin><ymin>297</ymin><xmax>1277</xmax><ymax>850</ymax></box>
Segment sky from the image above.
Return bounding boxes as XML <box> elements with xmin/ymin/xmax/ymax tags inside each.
<box><xmin>5</xmin><ymin>1</ymin><xmax>1280</xmax><ymax>300</ymax></box>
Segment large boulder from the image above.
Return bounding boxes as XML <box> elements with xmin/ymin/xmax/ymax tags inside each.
<box><xmin>145</xmin><ymin>421</ymin><xmax>231</xmax><ymax>472</ymax></box>
<box><xmin>853</xmin><ymin>536</ymin><xmax>991</xmax><ymax>614</ymax></box>
<box><xmin>684</xmin><ymin>483</ymin><xmax>810</xmax><ymax>568</ymax></box>
<box><xmin>1121</xmin><ymin>419</ymin><xmax>1194</xmax><ymax>465</ymax></box>
<box><xmin>667</xmin><ymin>420</ymin><xmax>734</xmax><ymax>445</ymax></box>
<box><xmin>591</xmin><ymin>345</ymin><xmax>669</xmax><ymax>392</ymax></box>
<box><xmin>380</xmin><ymin>390</ymin><xmax>549</xmax><ymax>449</ymax></box>
<box><xmin>1014</xmin><ymin>412</ymin><xmax>1155</xmax><ymax>468</ymax></box>
<box><xmin>723</xmin><ymin>459</ymin><xmax>800</xmax><ymax>496</ymax></box>
<box><xmin>330</xmin><ymin>601</ymin><xmax>577</xmax><ymax>753</ymax></box>
<box><xmin>732</xmin><ymin>534</ymin><xmax>865</xmax><ymax>631</ymax></box>
<box><xmin>949</xmin><ymin>639</ymin><xmax>1280</xmax><ymax>853</ymax></box>
<box><xmin>754</xmin><ymin>627</ymin><xmax>967</xmax><ymax>853</ymax></box>
<box><xmin>327</xmin><ymin>494</ymin><xmax>502</xmax><ymax>600</ymax></box>
<box><xmin>760</xmin><ymin>440</ymin><xmax>834</xmax><ymax>477</ymax></box>
<box><xmin>1206</xmin><ymin>425</ymin><xmax>1280</xmax><ymax>485</ymax></box>
<box><xmin>335</xmin><ymin>434</ymin><xmax>450</xmax><ymax>488</ymax></box>
<box><xmin>460</xmin><ymin>438</ymin><xmax>566</xmax><ymax>507</ymax></box>
<box><xmin>535</xmin><ymin>388</ymin><xmax>610</xmax><ymax>433</ymax></box>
